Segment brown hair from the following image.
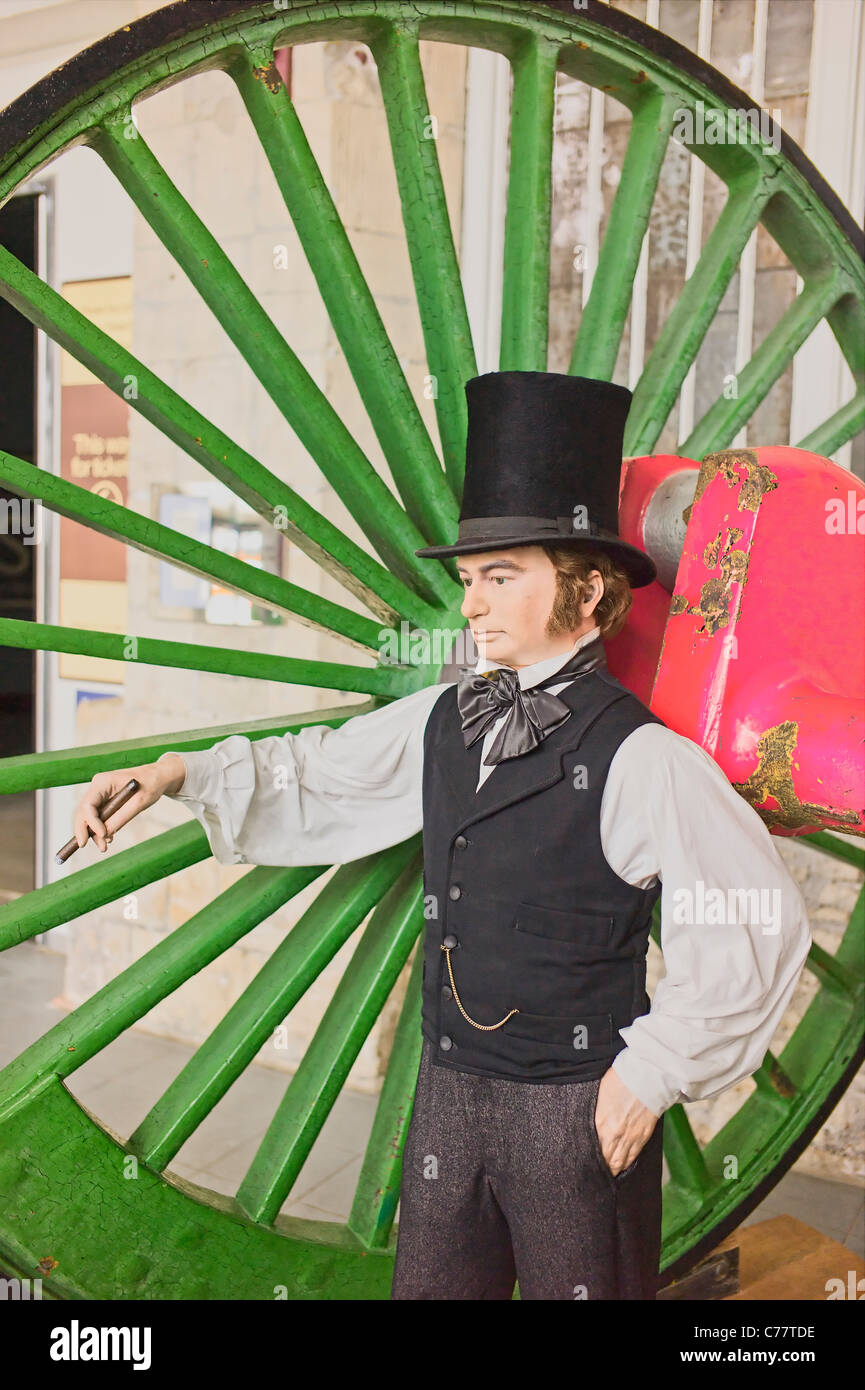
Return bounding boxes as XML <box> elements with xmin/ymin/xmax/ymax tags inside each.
<box><xmin>540</xmin><ymin>544</ymin><xmax>633</xmax><ymax>642</ymax></box>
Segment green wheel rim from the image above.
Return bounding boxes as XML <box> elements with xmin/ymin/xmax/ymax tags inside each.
<box><xmin>0</xmin><ymin>0</ymin><xmax>861</xmax><ymax>1299</ymax></box>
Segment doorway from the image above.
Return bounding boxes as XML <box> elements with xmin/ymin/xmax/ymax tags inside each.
<box><xmin>0</xmin><ymin>190</ymin><xmax>38</xmax><ymax>899</ymax></box>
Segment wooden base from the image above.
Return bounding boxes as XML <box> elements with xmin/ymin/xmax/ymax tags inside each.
<box><xmin>659</xmin><ymin>1214</ymin><xmax>864</xmax><ymax>1300</ymax></box>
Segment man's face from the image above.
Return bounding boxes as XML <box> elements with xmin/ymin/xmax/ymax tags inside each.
<box><xmin>456</xmin><ymin>545</ymin><xmax>600</xmax><ymax>669</ymax></box>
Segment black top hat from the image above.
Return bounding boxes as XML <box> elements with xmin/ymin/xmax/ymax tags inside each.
<box><xmin>414</xmin><ymin>371</ymin><xmax>657</xmax><ymax>588</ymax></box>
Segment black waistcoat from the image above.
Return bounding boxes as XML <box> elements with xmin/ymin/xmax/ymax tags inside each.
<box><xmin>420</xmin><ymin>665</ymin><xmax>666</xmax><ymax>1082</ymax></box>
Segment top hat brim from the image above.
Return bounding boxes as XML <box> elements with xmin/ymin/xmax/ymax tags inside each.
<box><xmin>414</xmin><ymin>530</ymin><xmax>657</xmax><ymax>589</ymax></box>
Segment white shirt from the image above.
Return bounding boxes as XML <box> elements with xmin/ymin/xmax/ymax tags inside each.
<box><xmin>161</xmin><ymin>627</ymin><xmax>812</xmax><ymax>1118</ymax></box>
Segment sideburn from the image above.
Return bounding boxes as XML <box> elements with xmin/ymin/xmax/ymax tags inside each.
<box><xmin>545</xmin><ymin>571</ymin><xmax>592</xmax><ymax>637</ymax></box>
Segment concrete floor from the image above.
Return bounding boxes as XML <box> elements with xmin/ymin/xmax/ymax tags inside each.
<box><xmin>0</xmin><ymin>939</ymin><xmax>863</xmax><ymax>1257</ymax></box>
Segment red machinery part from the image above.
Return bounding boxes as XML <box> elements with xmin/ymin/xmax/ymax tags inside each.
<box><xmin>608</xmin><ymin>446</ymin><xmax>865</xmax><ymax>840</ymax></box>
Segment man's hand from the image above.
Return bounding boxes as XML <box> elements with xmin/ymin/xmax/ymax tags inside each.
<box><xmin>594</xmin><ymin>1065</ymin><xmax>659</xmax><ymax>1176</ymax></box>
<box><xmin>72</xmin><ymin>755</ymin><xmax>186</xmax><ymax>853</ymax></box>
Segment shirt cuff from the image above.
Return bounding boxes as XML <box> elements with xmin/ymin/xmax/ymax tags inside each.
<box><xmin>159</xmin><ymin>749</ymin><xmax>220</xmax><ymax>804</ymax></box>
<box><xmin>157</xmin><ymin>741</ymin><xmax>258</xmax><ymax>865</ymax></box>
<box><xmin>611</xmin><ymin>1048</ymin><xmax>684</xmax><ymax>1118</ymax></box>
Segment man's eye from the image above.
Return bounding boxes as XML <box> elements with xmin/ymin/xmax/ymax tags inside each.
<box><xmin>493</xmin><ymin>576</ymin><xmax>508</xmax><ymax>584</ymax></box>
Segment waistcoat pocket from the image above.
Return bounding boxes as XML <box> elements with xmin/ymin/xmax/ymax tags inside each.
<box><xmin>504</xmin><ymin>1009</ymin><xmax>613</xmax><ymax>1050</ymax></box>
<box><xmin>513</xmin><ymin>901</ymin><xmax>614</xmax><ymax>948</ymax></box>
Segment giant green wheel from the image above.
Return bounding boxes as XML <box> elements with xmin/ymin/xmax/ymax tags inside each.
<box><xmin>0</xmin><ymin>0</ymin><xmax>862</xmax><ymax>1299</ymax></box>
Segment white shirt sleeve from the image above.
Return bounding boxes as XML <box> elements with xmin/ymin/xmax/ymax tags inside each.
<box><xmin>602</xmin><ymin>723</ymin><xmax>813</xmax><ymax>1118</ymax></box>
<box><xmin>159</xmin><ymin>683</ymin><xmax>451</xmax><ymax>866</ymax></box>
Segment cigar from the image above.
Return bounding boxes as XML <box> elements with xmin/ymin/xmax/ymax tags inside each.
<box><xmin>55</xmin><ymin>779</ymin><xmax>141</xmax><ymax>865</ymax></box>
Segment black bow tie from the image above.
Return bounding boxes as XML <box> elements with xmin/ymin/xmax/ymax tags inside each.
<box><xmin>456</xmin><ymin>636</ymin><xmax>608</xmax><ymax>766</ymax></box>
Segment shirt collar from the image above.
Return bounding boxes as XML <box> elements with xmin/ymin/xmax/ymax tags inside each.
<box><xmin>474</xmin><ymin>626</ymin><xmax>601</xmax><ymax>690</ymax></box>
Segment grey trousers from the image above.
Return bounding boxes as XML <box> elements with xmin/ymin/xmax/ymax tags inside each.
<box><xmin>391</xmin><ymin>1038</ymin><xmax>664</xmax><ymax>1301</ymax></box>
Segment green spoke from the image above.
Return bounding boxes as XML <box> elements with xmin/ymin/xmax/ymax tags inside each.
<box><xmin>804</xmin><ymin>939</ymin><xmax>864</xmax><ymax>998</ymax></box>
<box><xmin>626</xmin><ymin>171</ymin><xmax>773</xmax><ymax>456</ymax></box>
<box><xmin>761</xmin><ymin>198</ymin><xmax>865</xmax><ymax>383</ymax></box>
<box><xmin>88</xmin><ymin>115</ymin><xmax>452</xmax><ymax>608</ymax></box>
<box><xmin>648</xmin><ymin>898</ymin><xmax>662</xmax><ymax>948</ymax></box>
<box><xmin>0</xmin><ymin>450</ymin><xmax>385</xmax><ymax>657</ymax></box>
<box><xmin>231</xmin><ymin>46</ymin><xmax>459</xmax><ymax>545</ymax></box>
<box><xmin>751</xmin><ymin>1048</ymin><xmax>798</xmax><ymax>1109</ymax></box>
<box><xmin>662</xmin><ymin>1103</ymin><xmax>714</xmax><ymax>1196</ymax></box>
<box><xmin>372</xmin><ymin>20</ymin><xmax>477</xmax><ymax>490</ymax></box>
<box><xmin>796</xmin><ymin>392</ymin><xmax>865</xmax><ymax>457</ymax></box>
<box><xmin>571</xmin><ymin>87</ymin><xmax>682</xmax><ymax>380</ymax></box>
<box><xmin>0</xmin><ymin>864</ymin><xmax>329</xmax><ymax>1119</ymax></box>
<box><xmin>129</xmin><ymin>842</ymin><xmax>418</xmax><ymax>1174</ymax></box>
<box><xmin>0</xmin><ymin>618</ymin><xmax>428</xmax><ymax>698</ymax></box>
<box><xmin>348</xmin><ymin>940</ymin><xmax>423</xmax><ymax>1248</ymax></box>
<box><xmin>0</xmin><ymin>704</ymin><xmax>382</xmax><ymax>794</ymax></box>
<box><xmin>236</xmin><ymin>854</ymin><xmax>423</xmax><ymax>1225</ymax></box>
<box><xmin>0</xmin><ymin>245</ymin><xmax>450</xmax><ymax>629</ymax></box>
<box><xmin>681</xmin><ymin>269</ymin><xmax>848</xmax><ymax>457</ymax></box>
<box><xmin>0</xmin><ymin>823</ymin><xmax>209</xmax><ymax>950</ymax></box>
<box><xmin>500</xmin><ymin>32</ymin><xmax>559</xmax><ymax>370</ymax></box>
<box><xmin>798</xmin><ymin>831</ymin><xmax>865</xmax><ymax>873</ymax></box>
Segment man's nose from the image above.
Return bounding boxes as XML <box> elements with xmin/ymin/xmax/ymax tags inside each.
<box><xmin>461</xmin><ymin>587</ymin><xmax>487</xmax><ymax>617</ymax></box>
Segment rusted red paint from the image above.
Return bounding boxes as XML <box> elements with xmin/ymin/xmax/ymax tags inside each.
<box><xmin>731</xmin><ymin>718</ymin><xmax>861</xmax><ymax>832</ymax></box>
<box><xmin>251</xmin><ymin>60</ymin><xmax>284</xmax><ymax>94</ymax></box>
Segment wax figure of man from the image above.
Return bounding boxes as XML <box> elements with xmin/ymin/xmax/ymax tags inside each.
<box><xmin>74</xmin><ymin>372</ymin><xmax>812</xmax><ymax>1301</ymax></box>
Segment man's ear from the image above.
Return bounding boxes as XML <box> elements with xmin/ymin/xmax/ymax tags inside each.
<box><xmin>584</xmin><ymin>571</ymin><xmax>605</xmax><ymax>611</ymax></box>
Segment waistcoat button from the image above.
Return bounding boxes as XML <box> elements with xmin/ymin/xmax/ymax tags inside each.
<box><xmin>448</xmin><ymin>885</ymin><xmax>461</xmax><ymax>900</ymax></box>
<box><xmin>439</xmin><ymin>1035</ymin><xmax>453</xmax><ymax>1051</ymax></box>
<box><xmin>442</xmin><ymin>934</ymin><xmax>458</xmax><ymax>949</ymax></box>
<box><xmin>454</xmin><ymin>835</ymin><xmax>467</xmax><ymax>849</ymax></box>
<box><xmin>442</xmin><ymin>985</ymin><xmax>452</xmax><ymax>999</ymax></box>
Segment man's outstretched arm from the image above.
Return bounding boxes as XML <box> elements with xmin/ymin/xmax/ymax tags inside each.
<box><xmin>151</xmin><ymin>683</ymin><xmax>449</xmax><ymax>865</ymax></box>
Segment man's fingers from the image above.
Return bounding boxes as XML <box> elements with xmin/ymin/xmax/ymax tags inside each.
<box><xmin>82</xmin><ymin>813</ymin><xmax>109</xmax><ymax>850</ymax></box>
<box><xmin>80</xmin><ymin>799</ymin><xmax>106</xmax><ymax>829</ymax></box>
<box><xmin>102</xmin><ymin>811</ymin><xmax>124</xmax><ymax>836</ymax></box>
<box><xmin>76</xmin><ymin>805</ymin><xmax>105</xmax><ymax>849</ymax></box>
<box><xmin>89</xmin><ymin>790</ymin><xmax>150</xmax><ymax>849</ymax></box>
<box><xmin>101</xmin><ymin>794</ymin><xmax>147</xmax><ymax>839</ymax></box>
<box><xmin>74</xmin><ymin>772</ymin><xmax>156</xmax><ymax>853</ymax></box>
<box><xmin>79</xmin><ymin>800</ymin><xmax>131</xmax><ymax>851</ymax></box>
